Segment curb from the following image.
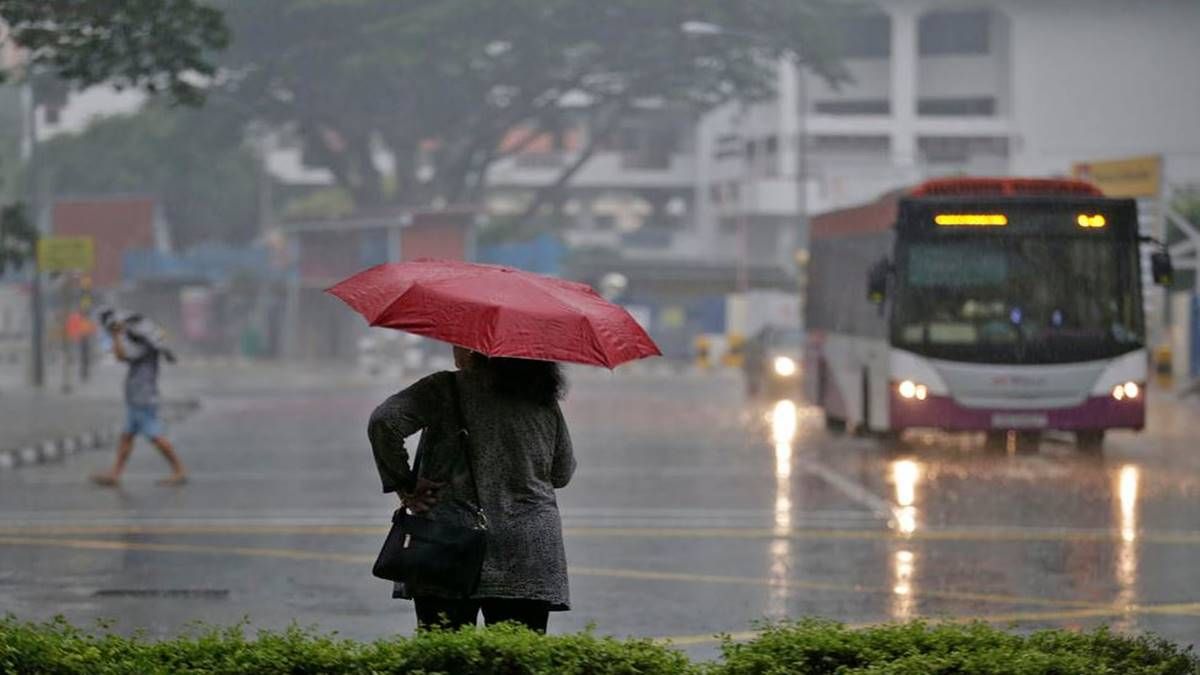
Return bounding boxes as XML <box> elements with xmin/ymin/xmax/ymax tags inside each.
<box><xmin>0</xmin><ymin>398</ymin><xmax>202</xmax><ymax>473</ymax></box>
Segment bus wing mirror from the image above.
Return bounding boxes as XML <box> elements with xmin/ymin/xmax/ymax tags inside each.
<box><xmin>867</xmin><ymin>259</ymin><xmax>890</xmax><ymax>304</ymax></box>
<box><xmin>1151</xmin><ymin>251</ymin><xmax>1173</xmax><ymax>286</ymax></box>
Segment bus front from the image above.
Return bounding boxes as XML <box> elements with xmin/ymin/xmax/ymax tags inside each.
<box><xmin>885</xmin><ymin>194</ymin><xmax>1149</xmax><ymax>451</ymax></box>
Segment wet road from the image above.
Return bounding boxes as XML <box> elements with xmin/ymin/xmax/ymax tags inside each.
<box><xmin>1</xmin><ymin>365</ymin><xmax>1198</xmax><ymax>656</ymax></box>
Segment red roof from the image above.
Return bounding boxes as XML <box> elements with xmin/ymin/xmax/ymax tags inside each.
<box><xmin>810</xmin><ymin>191</ymin><xmax>901</xmax><ymax>240</ymax></box>
<box><xmin>811</xmin><ymin>177</ymin><xmax>1107</xmax><ymax>240</ymax></box>
<box><xmin>910</xmin><ymin>177</ymin><xmax>1103</xmax><ymax>197</ymax></box>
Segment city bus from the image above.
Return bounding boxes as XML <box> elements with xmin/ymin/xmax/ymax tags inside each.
<box><xmin>804</xmin><ymin>178</ymin><xmax>1172</xmax><ymax>453</ymax></box>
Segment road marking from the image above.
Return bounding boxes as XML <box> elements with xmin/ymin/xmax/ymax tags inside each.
<box><xmin>3</xmin><ymin>534</ymin><xmax>1199</xmax><ymax>645</ymax></box>
<box><xmin>793</xmin><ymin>455</ymin><xmax>893</xmax><ymax>518</ymax></box>
<box><xmin>654</xmin><ymin>630</ymin><xmax>759</xmax><ymax>646</ymax></box>
<box><xmin>0</xmin><ymin>506</ymin><xmax>878</xmax><ymax>522</ymax></box>
<box><xmin>570</xmin><ymin>566</ymin><xmax>1104</xmax><ymax>610</ymax></box>
<box><xmin>0</xmin><ymin>535</ymin><xmax>372</xmax><ymax>565</ymax></box>
<box><xmin>652</xmin><ymin>603</ymin><xmax>1200</xmax><ymax>647</ymax></box>
<box><xmin>0</xmin><ymin>535</ymin><xmax>1148</xmax><ymax>613</ymax></box>
<box><xmin>4</xmin><ymin>523</ymin><xmax>1200</xmax><ymax>546</ymax></box>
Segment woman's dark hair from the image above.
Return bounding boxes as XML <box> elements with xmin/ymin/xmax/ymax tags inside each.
<box><xmin>481</xmin><ymin>356</ymin><xmax>566</xmax><ymax>405</ymax></box>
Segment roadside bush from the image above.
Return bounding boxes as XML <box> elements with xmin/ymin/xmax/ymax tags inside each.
<box><xmin>718</xmin><ymin>619</ymin><xmax>1200</xmax><ymax>675</ymax></box>
<box><xmin>2</xmin><ymin>615</ymin><xmax>1197</xmax><ymax>674</ymax></box>
<box><xmin>0</xmin><ymin>616</ymin><xmax>693</xmax><ymax>675</ymax></box>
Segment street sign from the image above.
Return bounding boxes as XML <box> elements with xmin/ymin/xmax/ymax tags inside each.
<box><xmin>1071</xmin><ymin>155</ymin><xmax>1162</xmax><ymax>198</ymax></box>
<box><xmin>37</xmin><ymin>236</ymin><xmax>94</xmax><ymax>272</ymax></box>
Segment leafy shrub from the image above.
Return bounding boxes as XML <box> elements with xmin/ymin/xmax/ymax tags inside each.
<box><xmin>0</xmin><ymin>616</ymin><xmax>693</xmax><ymax>675</ymax></box>
<box><xmin>718</xmin><ymin>619</ymin><xmax>1200</xmax><ymax>675</ymax></box>
<box><xmin>2</xmin><ymin>615</ymin><xmax>1197</xmax><ymax>674</ymax></box>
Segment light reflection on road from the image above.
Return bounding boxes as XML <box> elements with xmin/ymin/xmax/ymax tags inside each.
<box><xmin>892</xmin><ymin>459</ymin><xmax>920</xmax><ymax>536</ymax></box>
<box><xmin>768</xmin><ymin>399</ymin><xmax>796</xmax><ymax>619</ymax></box>
<box><xmin>1115</xmin><ymin>464</ymin><xmax>1140</xmax><ymax>630</ymax></box>
<box><xmin>890</xmin><ymin>459</ymin><xmax>921</xmax><ymax>620</ymax></box>
<box><xmin>892</xmin><ymin>549</ymin><xmax>916</xmax><ymax>621</ymax></box>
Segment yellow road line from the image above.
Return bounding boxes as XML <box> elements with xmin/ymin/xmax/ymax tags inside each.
<box><xmin>654</xmin><ymin>631</ymin><xmax>759</xmax><ymax>646</ymax></box>
<box><xmin>570</xmin><ymin>566</ymin><xmax>1104</xmax><ymax>610</ymax></box>
<box><xmin>0</xmin><ymin>524</ymin><xmax>384</xmax><ymax>537</ymax></box>
<box><xmin>0</xmin><ymin>535</ymin><xmax>1136</xmax><ymax>612</ymax></box>
<box><xmin>3</xmin><ymin>523</ymin><xmax>1200</xmax><ymax>546</ymax></box>
<box><xmin>0</xmin><ymin>535</ymin><xmax>372</xmax><ymax>565</ymax></box>
<box><xmin>4</xmin><ymin>534</ymin><xmax>1198</xmax><ymax>645</ymax></box>
<box><xmin>568</xmin><ymin>526</ymin><xmax>1200</xmax><ymax>546</ymax></box>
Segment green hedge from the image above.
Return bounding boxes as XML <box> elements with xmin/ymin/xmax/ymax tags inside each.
<box><xmin>1</xmin><ymin>616</ymin><xmax>1197</xmax><ymax>674</ymax></box>
<box><xmin>718</xmin><ymin>620</ymin><xmax>1200</xmax><ymax>675</ymax></box>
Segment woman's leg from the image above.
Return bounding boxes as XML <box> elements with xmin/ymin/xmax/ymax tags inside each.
<box><xmin>413</xmin><ymin>597</ymin><xmax>479</xmax><ymax>630</ymax></box>
<box><xmin>480</xmin><ymin>599</ymin><xmax>550</xmax><ymax>633</ymax></box>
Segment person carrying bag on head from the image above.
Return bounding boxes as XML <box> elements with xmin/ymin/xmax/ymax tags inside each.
<box><xmin>368</xmin><ymin>346</ymin><xmax>576</xmax><ymax>633</ymax></box>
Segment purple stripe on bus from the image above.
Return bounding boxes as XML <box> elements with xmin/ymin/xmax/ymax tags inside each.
<box><xmin>889</xmin><ymin>392</ymin><xmax>1144</xmax><ymax>431</ymax></box>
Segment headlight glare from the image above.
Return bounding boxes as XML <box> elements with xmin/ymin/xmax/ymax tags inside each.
<box><xmin>898</xmin><ymin>379</ymin><xmax>930</xmax><ymax>401</ymax></box>
<box><xmin>773</xmin><ymin>356</ymin><xmax>797</xmax><ymax>377</ymax></box>
<box><xmin>1112</xmin><ymin>382</ymin><xmax>1140</xmax><ymax>401</ymax></box>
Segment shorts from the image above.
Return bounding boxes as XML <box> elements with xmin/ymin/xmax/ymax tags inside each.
<box><xmin>124</xmin><ymin>404</ymin><xmax>164</xmax><ymax>439</ymax></box>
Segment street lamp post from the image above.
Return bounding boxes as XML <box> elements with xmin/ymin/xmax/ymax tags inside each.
<box><xmin>21</xmin><ymin>82</ymin><xmax>46</xmax><ymax>388</ymax></box>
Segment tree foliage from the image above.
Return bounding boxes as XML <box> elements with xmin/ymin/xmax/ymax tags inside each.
<box><xmin>0</xmin><ymin>202</ymin><xmax>36</xmax><ymax>274</ymax></box>
<box><xmin>0</xmin><ymin>0</ymin><xmax>230</xmax><ymax>106</ymax></box>
<box><xmin>216</xmin><ymin>0</ymin><xmax>848</xmax><ymax>214</ymax></box>
<box><xmin>37</xmin><ymin>103</ymin><xmax>261</xmax><ymax>247</ymax></box>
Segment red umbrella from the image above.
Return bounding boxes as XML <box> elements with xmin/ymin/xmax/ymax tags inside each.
<box><xmin>326</xmin><ymin>259</ymin><xmax>661</xmax><ymax>368</ymax></box>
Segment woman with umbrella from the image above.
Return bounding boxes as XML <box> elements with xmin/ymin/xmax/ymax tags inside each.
<box><xmin>329</xmin><ymin>260</ymin><xmax>659</xmax><ymax>632</ymax></box>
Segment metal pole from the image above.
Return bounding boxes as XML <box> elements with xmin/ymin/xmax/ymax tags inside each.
<box><xmin>23</xmin><ymin>84</ymin><xmax>45</xmax><ymax>388</ymax></box>
<box><xmin>60</xmin><ymin>281</ymin><xmax>72</xmax><ymax>394</ymax></box>
<box><xmin>795</xmin><ymin>64</ymin><xmax>808</xmax><ymax>257</ymax></box>
<box><xmin>738</xmin><ymin>174</ymin><xmax>749</xmax><ymax>293</ymax></box>
<box><xmin>794</xmin><ymin>61</ymin><xmax>809</xmax><ymax>333</ymax></box>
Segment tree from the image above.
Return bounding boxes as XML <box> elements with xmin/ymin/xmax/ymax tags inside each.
<box><xmin>0</xmin><ymin>202</ymin><xmax>36</xmax><ymax>275</ymax></box>
<box><xmin>215</xmin><ymin>0</ymin><xmax>848</xmax><ymax>218</ymax></box>
<box><xmin>36</xmin><ymin>103</ymin><xmax>262</xmax><ymax>247</ymax></box>
<box><xmin>0</xmin><ymin>0</ymin><xmax>230</xmax><ymax>106</ymax></box>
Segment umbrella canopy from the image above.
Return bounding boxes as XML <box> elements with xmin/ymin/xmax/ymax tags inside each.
<box><xmin>326</xmin><ymin>259</ymin><xmax>661</xmax><ymax>368</ymax></box>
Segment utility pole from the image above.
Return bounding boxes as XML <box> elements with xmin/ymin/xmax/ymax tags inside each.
<box><xmin>794</xmin><ymin>62</ymin><xmax>809</xmax><ymax>333</ymax></box>
<box><xmin>22</xmin><ymin>83</ymin><xmax>45</xmax><ymax>388</ymax></box>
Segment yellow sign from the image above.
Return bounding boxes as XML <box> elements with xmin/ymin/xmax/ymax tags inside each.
<box><xmin>37</xmin><ymin>236</ymin><xmax>94</xmax><ymax>272</ymax></box>
<box><xmin>1071</xmin><ymin>155</ymin><xmax>1161</xmax><ymax>198</ymax></box>
<box><xmin>934</xmin><ymin>214</ymin><xmax>1008</xmax><ymax>227</ymax></box>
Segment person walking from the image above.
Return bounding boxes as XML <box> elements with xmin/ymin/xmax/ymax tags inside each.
<box><xmin>368</xmin><ymin>345</ymin><xmax>575</xmax><ymax>632</ymax></box>
<box><xmin>91</xmin><ymin>310</ymin><xmax>187</xmax><ymax>487</ymax></box>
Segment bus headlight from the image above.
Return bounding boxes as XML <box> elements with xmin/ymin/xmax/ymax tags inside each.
<box><xmin>898</xmin><ymin>380</ymin><xmax>928</xmax><ymax>401</ymax></box>
<box><xmin>773</xmin><ymin>356</ymin><xmax>798</xmax><ymax>377</ymax></box>
<box><xmin>1112</xmin><ymin>381</ymin><xmax>1140</xmax><ymax>401</ymax></box>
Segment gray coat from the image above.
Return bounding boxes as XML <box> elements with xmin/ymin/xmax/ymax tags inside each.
<box><xmin>368</xmin><ymin>370</ymin><xmax>575</xmax><ymax>609</ymax></box>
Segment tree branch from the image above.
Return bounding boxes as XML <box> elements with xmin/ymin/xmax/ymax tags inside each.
<box><xmin>517</xmin><ymin>98</ymin><xmax>629</xmax><ymax>223</ymax></box>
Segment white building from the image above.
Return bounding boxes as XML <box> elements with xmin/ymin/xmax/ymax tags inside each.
<box><xmin>484</xmin><ymin>105</ymin><xmax>697</xmax><ymax>253</ymax></box>
<box><xmin>16</xmin><ymin>0</ymin><xmax>1200</xmax><ymax>277</ymax></box>
<box><xmin>687</xmin><ymin>0</ymin><xmax>1200</xmax><ymax>276</ymax></box>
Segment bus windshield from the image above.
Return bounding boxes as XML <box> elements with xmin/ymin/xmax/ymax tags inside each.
<box><xmin>892</xmin><ymin>235</ymin><xmax>1143</xmax><ymax>364</ymax></box>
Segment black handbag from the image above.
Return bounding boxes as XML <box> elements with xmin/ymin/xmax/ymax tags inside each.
<box><xmin>372</xmin><ymin>375</ymin><xmax>487</xmax><ymax>596</ymax></box>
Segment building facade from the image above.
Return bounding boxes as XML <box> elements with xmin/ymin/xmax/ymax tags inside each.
<box><xmin>690</xmin><ymin>0</ymin><xmax>1200</xmax><ymax>278</ymax></box>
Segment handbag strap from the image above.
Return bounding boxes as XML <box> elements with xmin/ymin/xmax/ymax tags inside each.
<box><xmin>446</xmin><ymin>372</ymin><xmax>483</xmax><ymax>512</ymax></box>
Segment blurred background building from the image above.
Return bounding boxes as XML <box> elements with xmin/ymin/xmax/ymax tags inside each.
<box><xmin>3</xmin><ymin>0</ymin><xmax>1199</xmax><ymax>368</ymax></box>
